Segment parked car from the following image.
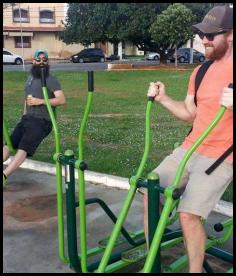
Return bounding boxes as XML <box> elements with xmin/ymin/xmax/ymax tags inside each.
<box><xmin>70</xmin><ymin>48</ymin><xmax>105</xmax><ymax>63</ymax></box>
<box><xmin>3</xmin><ymin>49</ymin><xmax>24</xmax><ymax>65</ymax></box>
<box><xmin>168</xmin><ymin>48</ymin><xmax>205</xmax><ymax>63</ymax></box>
<box><xmin>106</xmin><ymin>54</ymin><xmax>120</xmax><ymax>61</ymax></box>
<box><xmin>145</xmin><ymin>52</ymin><xmax>160</xmax><ymax>61</ymax></box>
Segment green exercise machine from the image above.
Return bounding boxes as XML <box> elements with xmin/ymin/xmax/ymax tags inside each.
<box><xmin>41</xmin><ymin>68</ymin><xmax>159</xmax><ymax>272</ymax></box>
<box><xmin>96</xmin><ymin>83</ymin><xmax>233</xmax><ymax>273</ymax></box>
<box><xmin>39</xmin><ymin>66</ymin><xmax>233</xmax><ymax>273</ymax></box>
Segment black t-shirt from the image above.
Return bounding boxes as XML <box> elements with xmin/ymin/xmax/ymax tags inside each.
<box><xmin>25</xmin><ymin>75</ymin><xmax>61</xmax><ymax>121</ymax></box>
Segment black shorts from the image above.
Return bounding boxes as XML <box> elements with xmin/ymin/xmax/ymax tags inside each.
<box><xmin>9</xmin><ymin>115</ymin><xmax>52</xmax><ymax>156</ymax></box>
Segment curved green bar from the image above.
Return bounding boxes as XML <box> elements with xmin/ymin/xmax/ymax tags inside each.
<box><xmin>96</xmin><ymin>100</ymin><xmax>153</xmax><ymax>273</ymax></box>
<box><xmin>135</xmin><ymin>101</ymin><xmax>153</xmax><ymax>179</ymax></box>
<box><xmin>42</xmin><ymin>86</ymin><xmax>68</xmax><ymax>264</ymax></box>
<box><xmin>77</xmin><ymin>91</ymin><xmax>94</xmax><ymax>273</ymax></box>
<box><xmin>143</xmin><ymin>106</ymin><xmax>227</xmax><ymax>273</ymax></box>
<box><xmin>216</xmin><ymin>218</ymin><xmax>233</xmax><ymax>244</ymax></box>
<box><xmin>3</xmin><ymin>116</ymin><xmax>16</xmax><ymax>154</ymax></box>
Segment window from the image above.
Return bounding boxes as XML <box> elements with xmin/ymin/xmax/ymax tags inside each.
<box><xmin>40</xmin><ymin>10</ymin><xmax>55</xmax><ymax>23</ymax></box>
<box><xmin>13</xmin><ymin>8</ymin><xmax>29</xmax><ymax>23</ymax></box>
<box><xmin>3</xmin><ymin>51</ymin><xmax>12</xmax><ymax>55</ymax></box>
<box><xmin>15</xmin><ymin>37</ymin><xmax>31</xmax><ymax>48</ymax></box>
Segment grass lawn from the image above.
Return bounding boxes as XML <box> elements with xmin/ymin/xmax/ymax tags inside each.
<box><xmin>3</xmin><ymin>68</ymin><xmax>232</xmax><ymax>202</ymax></box>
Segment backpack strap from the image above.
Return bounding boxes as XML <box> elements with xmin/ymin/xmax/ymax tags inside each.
<box><xmin>194</xmin><ymin>60</ymin><xmax>214</xmax><ymax>105</ymax></box>
<box><xmin>187</xmin><ymin>60</ymin><xmax>214</xmax><ymax>135</ymax></box>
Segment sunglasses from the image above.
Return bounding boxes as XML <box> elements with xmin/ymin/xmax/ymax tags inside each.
<box><xmin>197</xmin><ymin>31</ymin><xmax>228</xmax><ymax>41</ymax></box>
<box><xmin>34</xmin><ymin>57</ymin><xmax>48</xmax><ymax>63</ymax></box>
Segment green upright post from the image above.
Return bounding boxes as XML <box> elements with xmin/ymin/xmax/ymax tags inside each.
<box><xmin>147</xmin><ymin>172</ymin><xmax>161</xmax><ymax>273</ymax></box>
<box><xmin>76</xmin><ymin>71</ymin><xmax>95</xmax><ymax>273</ymax></box>
<box><xmin>64</xmin><ymin>149</ymin><xmax>81</xmax><ymax>272</ymax></box>
<box><xmin>40</xmin><ymin>66</ymin><xmax>68</xmax><ymax>264</ymax></box>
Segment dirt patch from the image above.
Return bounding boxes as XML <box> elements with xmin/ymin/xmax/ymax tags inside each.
<box><xmin>107</xmin><ymin>63</ymin><xmax>191</xmax><ymax>71</ymax></box>
<box><xmin>4</xmin><ymin>194</ymin><xmax>66</xmax><ymax>222</ymax></box>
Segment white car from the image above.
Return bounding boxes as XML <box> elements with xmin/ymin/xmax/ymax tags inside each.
<box><xmin>145</xmin><ymin>52</ymin><xmax>160</xmax><ymax>61</ymax></box>
<box><xmin>3</xmin><ymin>49</ymin><xmax>24</xmax><ymax>65</ymax></box>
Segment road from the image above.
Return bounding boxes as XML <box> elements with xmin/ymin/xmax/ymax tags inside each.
<box><xmin>3</xmin><ymin>60</ymin><xmax>161</xmax><ymax>72</ymax></box>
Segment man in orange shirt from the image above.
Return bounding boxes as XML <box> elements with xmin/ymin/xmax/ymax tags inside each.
<box><xmin>143</xmin><ymin>5</ymin><xmax>233</xmax><ymax>273</ymax></box>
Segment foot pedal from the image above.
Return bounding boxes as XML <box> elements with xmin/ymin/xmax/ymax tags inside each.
<box><xmin>98</xmin><ymin>235</ymin><xmax>127</xmax><ymax>248</ymax></box>
<box><xmin>121</xmin><ymin>244</ymin><xmax>147</xmax><ymax>263</ymax></box>
<box><xmin>98</xmin><ymin>231</ymin><xmax>138</xmax><ymax>248</ymax></box>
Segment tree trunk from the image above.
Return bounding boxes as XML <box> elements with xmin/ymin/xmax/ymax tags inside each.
<box><xmin>175</xmin><ymin>47</ymin><xmax>178</xmax><ymax>67</ymax></box>
<box><xmin>118</xmin><ymin>42</ymin><xmax>123</xmax><ymax>60</ymax></box>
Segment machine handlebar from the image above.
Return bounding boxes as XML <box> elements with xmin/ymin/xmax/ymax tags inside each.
<box><xmin>88</xmin><ymin>71</ymin><xmax>94</xmax><ymax>92</ymax></box>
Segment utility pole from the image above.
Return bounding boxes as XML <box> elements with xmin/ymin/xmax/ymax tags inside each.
<box><xmin>18</xmin><ymin>3</ymin><xmax>25</xmax><ymax>71</ymax></box>
<box><xmin>189</xmin><ymin>37</ymin><xmax>193</xmax><ymax>64</ymax></box>
<box><xmin>118</xmin><ymin>42</ymin><xmax>123</xmax><ymax>60</ymax></box>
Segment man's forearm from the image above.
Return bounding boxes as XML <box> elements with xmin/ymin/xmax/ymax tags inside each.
<box><xmin>159</xmin><ymin>95</ymin><xmax>195</xmax><ymax>123</ymax></box>
<box><xmin>47</xmin><ymin>97</ymin><xmax>65</xmax><ymax>107</ymax></box>
<box><xmin>38</xmin><ymin>97</ymin><xmax>65</xmax><ymax>107</ymax></box>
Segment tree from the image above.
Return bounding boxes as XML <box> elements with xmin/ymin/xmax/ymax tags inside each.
<box><xmin>61</xmin><ymin>3</ymin><xmax>229</xmax><ymax>62</ymax></box>
<box><xmin>150</xmin><ymin>4</ymin><xmax>195</xmax><ymax>63</ymax></box>
<box><xmin>61</xmin><ymin>3</ymin><xmax>170</xmax><ymax>49</ymax></box>
<box><xmin>62</xmin><ymin>3</ymin><xmax>122</xmax><ymax>46</ymax></box>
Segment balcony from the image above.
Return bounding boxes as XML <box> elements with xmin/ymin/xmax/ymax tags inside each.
<box><xmin>40</xmin><ymin>18</ymin><xmax>55</xmax><ymax>23</ymax></box>
<box><xmin>13</xmin><ymin>17</ymin><xmax>29</xmax><ymax>23</ymax></box>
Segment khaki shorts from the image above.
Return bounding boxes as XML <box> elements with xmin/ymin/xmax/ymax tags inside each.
<box><xmin>140</xmin><ymin>147</ymin><xmax>233</xmax><ymax>219</ymax></box>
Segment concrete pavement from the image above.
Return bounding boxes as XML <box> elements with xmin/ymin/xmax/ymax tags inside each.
<box><xmin>3</xmin><ymin>167</ymin><xmax>233</xmax><ymax>273</ymax></box>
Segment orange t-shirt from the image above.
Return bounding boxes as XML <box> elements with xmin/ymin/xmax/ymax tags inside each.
<box><xmin>181</xmin><ymin>57</ymin><xmax>233</xmax><ymax>161</ymax></box>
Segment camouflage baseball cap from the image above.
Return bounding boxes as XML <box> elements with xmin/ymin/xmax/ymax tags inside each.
<box><xmin>193</xmin><ymin>5</ymin><xmax>233</xmax><ymax>34</ymax></box>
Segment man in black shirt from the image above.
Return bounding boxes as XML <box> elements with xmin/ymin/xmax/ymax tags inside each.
<box><xmin>3</xmin><ymin>50</ymin><xmax>66</xmax><ymax>186</ymax></box>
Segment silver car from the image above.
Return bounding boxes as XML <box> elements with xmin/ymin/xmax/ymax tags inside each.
<box><xmin>145</xmin><ymin>52</ymin><xmax>160</xmax><ymax>61</ymax></box>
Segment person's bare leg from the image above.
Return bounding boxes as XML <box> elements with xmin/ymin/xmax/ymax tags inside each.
<box><xmin>3</xmin><ymin>145</ymin><xmax>11</xmax><ymax>162</ymax></box>
<box><xmin>179</xmin><ymin>212</ymin><xmax>206</xmax><ymax>273</ymax></box>
<box><xmin>3</xmin><ymin>149</ymin><xmax>27</xmax><ymax>177</ymax></box>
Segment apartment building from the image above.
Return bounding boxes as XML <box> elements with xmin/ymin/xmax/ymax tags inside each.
<box><xmin>3</xmin><ymin>3</ymin><xmax>113</xmax><ymax>60</ymax></box>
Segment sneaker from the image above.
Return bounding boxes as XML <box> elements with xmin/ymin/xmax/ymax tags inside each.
<box><xmin>3</xmin><ymin>173</ymin><xmax>7</xmax><ymax>187</ymax></box>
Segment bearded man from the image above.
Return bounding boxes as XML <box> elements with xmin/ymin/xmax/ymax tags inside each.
<box><xmin>142</xmin><ymin>5</ymin><xmax>233</xmax><ymax>273</ymax></box>
<box><xmin>3</xmin><ymin>50</ymin><xmax>66</xmax><ymax>186</ymax></box>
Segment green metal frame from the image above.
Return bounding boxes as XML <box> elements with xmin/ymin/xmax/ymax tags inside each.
<box><xmin>41</xmin><ymin>70</ymin><xmax>147</xmax><ymax>273</ymax></box>
<box><xmin>76</xmin><ymin>90</ymin><xmax>94</xmax><ymax>272</ymax></box>
<box><xmin>41</xmin><ymin>72</ymin><xmax>68</xmax><ymax>264</ymax></box>
<box><xmin>142</xmin><ymin>106</ymin><xmax>229</xmax><ymax>272</ymax></box>
<box><xmin>3</xmin><ymin>116</ymin><xmax>16</xmax><ymax>154</ymax></box>
<box><xmin>96</xmin><ymin>98</ymin><xmax>154</xmax><ymax>272</ymax></box>
<box><xmin>97</xmin><ymin>101</ymin><xmax>232</xmax><ymax>273</ymax></box>
<box><xmin>40</xmin><ymin>66</ymin><xmax>232</xmax><ymax>273</ymax></box>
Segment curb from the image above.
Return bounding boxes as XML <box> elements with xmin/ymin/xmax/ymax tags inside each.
<box><xmin>4</xmin><ymin>158</ymin><xmax>233</xmax><ymax>217</ymax></box>
<box><xmin>107</xmin><ymin>63</ymin><xmax>189</xmax><ymax>71</ymax></box>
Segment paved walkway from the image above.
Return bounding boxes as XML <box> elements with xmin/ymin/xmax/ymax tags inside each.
<box><xmin>3</xmin><ymin>167</ymin><xmax>233</xmax><ymax>273</ymax></box>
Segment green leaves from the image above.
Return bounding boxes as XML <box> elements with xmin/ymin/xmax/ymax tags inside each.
<box><xmin>61</xmin><ymin>3</ymin><xmax>217</xmax><ymax>59</ymax></box>
<box><xmin>150</xmin><ymin>4</ymin><xmax>195</xmax><ymax>51</ymax></box>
